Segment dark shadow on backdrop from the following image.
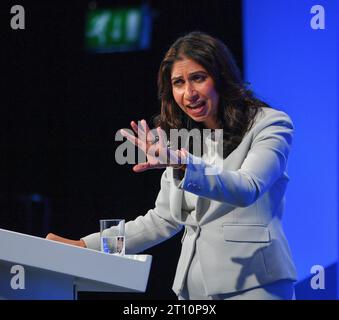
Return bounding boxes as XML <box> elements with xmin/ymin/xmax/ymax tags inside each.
<box><xmin>0</xmin><ymin>0</ymin><xmax>243</xmax><ymax>299</ymax></box>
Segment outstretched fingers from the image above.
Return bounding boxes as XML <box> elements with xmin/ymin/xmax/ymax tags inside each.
<box><xmin>157</xmin><ymin>127</ymin><xmax>169</xmax><ymax>164</ymax></box>
<box><xmin>120</xmin><ymin>128</ymin><xmax>142</xmax><ymax>149</ymax></box>
<box><xmin>130</xmin><ymin>121</ymin><xmax>140</xmax><ymax>136</ymax></box>
<box><xmin>121</xmin><ymin>119</ymin><xmax>155</xmax><ymax>150</ymax></box>
<box><xmin>141</xmin><ymin>120</ymin><xmax>157</xmax><ymax>144</ymax></box>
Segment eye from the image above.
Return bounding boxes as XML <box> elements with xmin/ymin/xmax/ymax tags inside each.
<box><xmin>192</xmin><ymin>74</ymin><xmax>207</xmax><ymax>82</ymax></box>
<box><xmin>173</xmin><ymin>79</ymin><xmax>184</xmax><ymax>87</ymax></box>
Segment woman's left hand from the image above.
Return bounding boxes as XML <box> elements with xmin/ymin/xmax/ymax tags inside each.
<box><xmin>120</xmin><ymin>119</ymin><xmax>187</xmax><ymax>173</ymax></box>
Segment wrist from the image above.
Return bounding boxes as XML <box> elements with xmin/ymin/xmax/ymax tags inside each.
<box><xmin>79</xmin><ymin>239</ymin><xmax>87</xmax><ymax>248</ymax></box>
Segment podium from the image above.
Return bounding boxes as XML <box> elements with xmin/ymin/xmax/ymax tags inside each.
<box><xmin>0</xmin><ymin>228</ymin><xmax>152</xmax><ymax>300</ymax></box>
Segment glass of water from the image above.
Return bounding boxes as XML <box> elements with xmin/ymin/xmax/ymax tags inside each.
<box><xmin>100</xmin><ymin>219</ymin><xmax>125</xmax><ymax>255</ymax></box>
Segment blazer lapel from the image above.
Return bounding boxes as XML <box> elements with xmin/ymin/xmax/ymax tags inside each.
<box><xmin>169</xmin><ymin>168</ymin><xmax>197</xmax><ymax>226</ymax></box>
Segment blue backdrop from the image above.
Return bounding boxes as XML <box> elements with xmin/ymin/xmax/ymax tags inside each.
<box><xmin>243</xmin><ymin>0</ymin><xmax>338</xmax><ymax>299</ymax></box>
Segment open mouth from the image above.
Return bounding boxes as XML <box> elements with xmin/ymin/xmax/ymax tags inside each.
<box><xmin>186</xmin><ymin>100</ymin><xmax>207</xmax><ymax>116</ymax></box>
<box><xmin>187</xmin><ymin>100</ymin><xmax>206</xmax><ymax>109</ymax></box>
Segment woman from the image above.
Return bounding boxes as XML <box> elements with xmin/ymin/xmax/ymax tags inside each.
<box><xmin>47</xmin><ymin>31</ymin><xmax>297</xmax><ymax>300</ymax></box>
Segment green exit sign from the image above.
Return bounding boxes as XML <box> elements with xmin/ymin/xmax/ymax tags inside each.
<box><xmin>85</xmin><ymin>5</ymin><xmax>152</xmax><ymax>52</ymax></box>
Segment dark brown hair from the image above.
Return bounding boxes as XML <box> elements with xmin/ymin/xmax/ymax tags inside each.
<box><xmin>155</xmin><ymin>31</ymin><xmax>269</xmax><ymax>158</ymax></box>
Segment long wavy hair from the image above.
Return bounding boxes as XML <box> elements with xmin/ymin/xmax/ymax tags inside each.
<box><xmin>154</xmin><ymin>31</ymin><xmax>269</xmax><ymax>158</ymax></box>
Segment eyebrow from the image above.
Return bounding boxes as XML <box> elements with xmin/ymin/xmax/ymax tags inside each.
<box><xmin>171</xmin><ymin>71</ymin><xmax>208</xmax><ymax>82</ymax></box>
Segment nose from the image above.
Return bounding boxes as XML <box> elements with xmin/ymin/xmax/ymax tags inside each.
<box><xmin>184</xmin><ymin>83</ymin><xmax>199</xmax><ymax>103</ymax></box>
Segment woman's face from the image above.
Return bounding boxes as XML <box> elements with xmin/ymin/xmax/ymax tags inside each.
<box><xmin>171</xmin><ymin>57</ymin><xmax>220</xmax><ymax>129</ymax></box>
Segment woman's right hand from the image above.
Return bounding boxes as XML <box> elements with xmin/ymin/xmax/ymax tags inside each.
<box><xmin>46</xmin><ymin>233</ymin><xmax>87</xmax><ymax>248</ymax></box>
<box><xmin>120</xmin><ymin>119</ymin><xmax>187</xmax><ymax>173</ymax></box>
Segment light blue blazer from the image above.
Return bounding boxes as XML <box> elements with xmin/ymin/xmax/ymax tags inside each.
<box><xmin>82</xmin><ymin>107</ymin><xmax>298</xmax><ymax>296</ymax></box>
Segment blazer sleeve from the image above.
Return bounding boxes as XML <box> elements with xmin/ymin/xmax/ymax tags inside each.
<box><xmin>81</xmin><ymin>169</ymin><xmax>183</xmax><ymax>253</ymax></box>
<box><xmin>181</xmin><ymin>110</ymin><xmax>294</xmax><ymax>207</ymax></box>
